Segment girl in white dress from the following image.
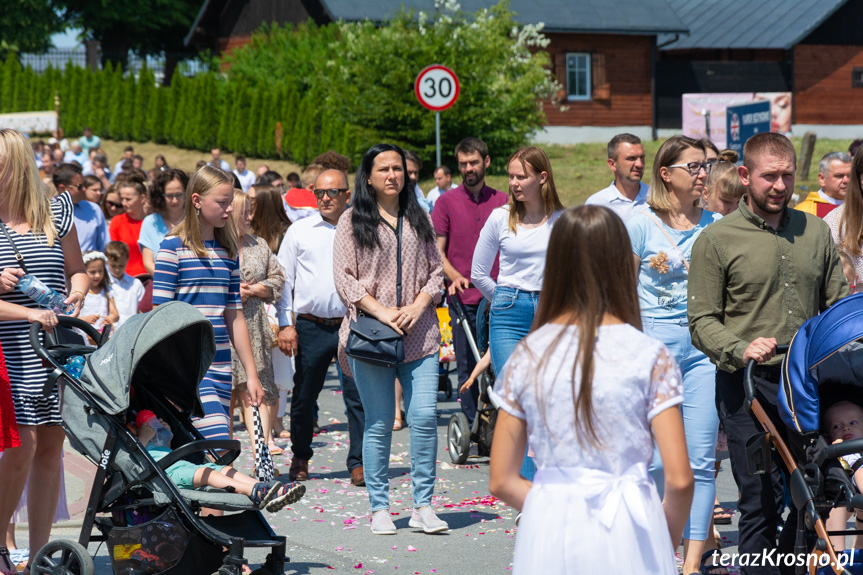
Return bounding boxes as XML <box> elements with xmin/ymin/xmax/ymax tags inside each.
<box><xmin>80</xmin><ymin>251</ymin><xmax>119</xmax><ymax>336</ymax></box>
<box><xmin>489</xmin><ymin>205</ymin><xmax>694</xmax><ymax>574</ymax></box>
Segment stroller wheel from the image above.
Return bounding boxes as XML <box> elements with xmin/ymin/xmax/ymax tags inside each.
<box><xmin>448</xmin><ymin>413</ymin><xmax>472</xmax><ymax>464</ymax></box>
<box><xmin>31</xmin><ymin>539</ymin><xmax>94</xmax><ymax>575</ymax></box>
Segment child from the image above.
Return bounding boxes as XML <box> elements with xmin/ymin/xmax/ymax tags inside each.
<box><xmin>133</xmin><ymin>410</ymin><xmax>304</xmax><ymax>512</ymax></box>
<box><xmin>839</xmin><ymin>249</ymin><xmax>859</xmax><ymax>294</ymax></box>
<box><xmin>79</xmin><ymin>251</ymin><xmax>120</xmax><ymax>335</ymax></box>
<box><xmin>105</xmin><ymin>241</ymin><xmax>145</xmax><ymax>331</ymax></box>
<box><xmin>488</xmin><ymin>205</ymin><xmax>693</xmax><ymax>574</ymax></box>
<box><xmin>823</xmin><ymin>400</ymin><xmax>863</xmax><ymax>550</ymax></box>
<box><xmin>152</xmin><ymin>165</ymin><xmax>265</xmax><ymax>443</ymax></box>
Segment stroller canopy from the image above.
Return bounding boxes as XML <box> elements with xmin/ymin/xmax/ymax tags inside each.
<box><xmin>779</xmin><ymin>293</ymin><xmax>863</xmax><ymax>433</ymax></box>
<box><xmin>78</xmin><ymin>301</ymin><xmax>216</xmax><ymax>417</ymax></box>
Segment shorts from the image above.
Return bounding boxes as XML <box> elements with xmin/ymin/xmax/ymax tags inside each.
<box><xmin>164</xmin><ymin>459</ymin><xmax>224</xmax><ymax>489</ymax></box>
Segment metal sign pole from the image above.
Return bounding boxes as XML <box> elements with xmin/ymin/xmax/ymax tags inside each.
<box><xmin>435</xmin><ymin>111</ymin><xmax>441</xmax><ymax>168</ymax></box>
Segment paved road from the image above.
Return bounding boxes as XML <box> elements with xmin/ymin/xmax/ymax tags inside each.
<box><xmin>37</xmin><ymin>365</ymin><xmax>750</xmax><ymax>574</ymax></box>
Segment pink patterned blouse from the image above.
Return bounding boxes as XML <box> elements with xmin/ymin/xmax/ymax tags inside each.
<box><xmin>333</xmin><ymin>208</ymin><xmax>444</xmax><ymax>375</ymax></box>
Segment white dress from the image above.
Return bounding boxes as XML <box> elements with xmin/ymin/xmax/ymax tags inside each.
<box><xmin>490</xmin><ymin>323</ymin><xmax>684</xmax><ymax>574</ymax></box>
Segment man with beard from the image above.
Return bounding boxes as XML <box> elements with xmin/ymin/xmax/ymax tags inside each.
<box><xmin>431</xmin><ymin>137</ymin><xmax>507</xmax><ymax>426</ymax></box>
<box><xmin>688</xmin><ymin>132</ymin><xmax>848</xmax><ymax>575</ymax></box>
<box><xmin>585</xmin><ymin>133</ymin><xmax>647</xmax><ymax>221</ymax></box>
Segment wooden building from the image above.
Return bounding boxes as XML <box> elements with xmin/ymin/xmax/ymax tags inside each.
<box><xmin>657</xmin><ymin>0</ymin><xmax>863</xmax><ymax>138</ymax></box>
<box><xmin>185</xmin><ymin>0</ymin><xmax>688</xmax><ymax>143</ymax></box>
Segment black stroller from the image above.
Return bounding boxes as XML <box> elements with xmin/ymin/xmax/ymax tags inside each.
<box><xmin>28</xmin><ymin>301</ymin><xmax>287</xmax><ymax>575</ymax></box>
<box><xmin>445</xmin><ymin>293</ymin><xmax>499</xmax><ymax>464</ymax></box>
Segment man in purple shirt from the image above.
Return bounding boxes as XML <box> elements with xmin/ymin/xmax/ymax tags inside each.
<box><xmin>432</xmin><ymin>137</ymin><xmax>508</xmax><ymax>425</ymax></box>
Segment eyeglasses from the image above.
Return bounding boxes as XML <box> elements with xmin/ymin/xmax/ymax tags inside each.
<box><xmin>164</xmin><ymin>193</ymin><xmax>185</xmax><ymax>200</ymax></box>
<box><xmin>106</xmin><ymin>201</ymin><xmax>123</xmax><ymax>209</ymax></box>
<box><xmin>313</xmin><ymin>188</ymin><xmax>348</xmax><ymax>199</ymax></box>
<box><xmin>668</xmin><ymin>162</ymin><xmax>713</xmax><ymax>176</ymax></box>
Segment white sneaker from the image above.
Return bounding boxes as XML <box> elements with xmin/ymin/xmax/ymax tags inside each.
<box><xmin>371</xmin><ymin>510</ymin><xmax>397</xmax><ymax>535</ymax></box>
<box><xmin>409</xmin><ymin>506</ymin><xmax>449</xmax><ymax>533</ymax></box>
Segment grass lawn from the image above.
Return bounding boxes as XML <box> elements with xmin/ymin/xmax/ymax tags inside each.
<box><xmin>100</xmin><ymin>137</ymin><xmax>854</xmax><ymax>207</ymax></box>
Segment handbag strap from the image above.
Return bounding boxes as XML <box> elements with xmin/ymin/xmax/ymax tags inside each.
<box><xmin>644</xmin><ymin>212</ymin><xmax>690</xmax><ymax>271</ymax></box>
<box><xmin>0</xmin><ymin>219</ymin><xmax>28</xmax><ymax>274</ymax></box>
<box><xmin>396</xmin><ymin>212</ymin><xmax>403</xmax><ymax>307</ymax></box>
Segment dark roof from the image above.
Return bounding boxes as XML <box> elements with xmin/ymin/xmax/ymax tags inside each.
<box><xmin>315</xmin><ymin>0</ymin><xmax>688</xmax><ymax>34</ymax></box>
<box><xmin>658</xmin><ymin>0</ymin><xmax>848</xmax><ymax>50</ymax></box>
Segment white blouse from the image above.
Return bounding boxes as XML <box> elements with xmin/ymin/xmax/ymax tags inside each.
<box><xmin>470</xmin><ymin>206</ymin><xmax>562</xmax><ymax>301</ymax></box>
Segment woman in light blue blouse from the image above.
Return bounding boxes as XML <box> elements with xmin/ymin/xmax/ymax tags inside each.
<box><xmin>140</xmin><ymin>168</ymin><xmax>188</xmax><ymax>275</ymax></box>
<box><xmin>625</xmin><ymin>135</ymin><xmax>723</xmax><ymax>575</ymax></box>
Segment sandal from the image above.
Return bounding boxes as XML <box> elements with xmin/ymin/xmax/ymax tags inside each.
<box><xmin>713</xmin><ymin>505</ymin><xmax>733</xmax><ymax>525</ymax></box>
<box><xmin>691</xmin><ymin>550</ymin><xmax>729</xmax><ymax>575</ymax></box>
<box><xmin>0</xmin><ymin>548</ymin><xmax>15</xmax><ymax>575</ymax></box>
<box><xmin>267</xmin><ymin>441</ymin><xmax>284</xmax><ymax>455</ymax></box>
<box><xmin>393</xmin><ymin>419</ymin><xmax>403</xmax><ymax>431</ymax></box>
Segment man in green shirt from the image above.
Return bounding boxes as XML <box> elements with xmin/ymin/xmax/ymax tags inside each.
<box><xmin>689</xmin><ymin>132</ymin><xmax>848</xmax><ymax>574</ymax></box>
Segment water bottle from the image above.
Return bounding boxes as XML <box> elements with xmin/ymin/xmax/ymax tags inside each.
<box><xmin>135</xmin><ymin>410</ymin><xmax>173</xmax><ymax>447</ymax></box>
<box><xmin>64</xmin><ymin>355</ymin><xmax>85</xmax><ymax>378</ymax></box>
<box><xmin>17</xmin><ymin>274</ymin><xmax>73</xmax><ymax>314</ymax></box>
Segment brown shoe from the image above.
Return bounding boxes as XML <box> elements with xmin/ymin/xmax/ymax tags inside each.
<box><xmin>350</xmin><ymin>466</ymin><xmax>365</xmax><ymax>487</ymax></box>
<box><xmin>289</xmin><ymin>457</ymin><xmax>309</xmax><ymax>481</ymax></box>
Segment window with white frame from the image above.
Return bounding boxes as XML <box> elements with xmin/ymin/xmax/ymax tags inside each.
<box><xmin>566</xmin><ymin>53</ymin><xmax>591</xmax><ymax>101</ymax></box>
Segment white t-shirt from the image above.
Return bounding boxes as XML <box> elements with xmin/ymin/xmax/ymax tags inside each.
<box><xmin>233</xmin><ymin>169</ymin><xmax>256</xmax><ymax>193</ymax></box>
<box><xmin>471</xmin><ymin>206</ymin><xmax>562</xmax><ymax>301</ymax></box>
<box><xmin>108</xmin><ymin>272</ymin><xmax>145</xmax><ymax>330</ymax></box>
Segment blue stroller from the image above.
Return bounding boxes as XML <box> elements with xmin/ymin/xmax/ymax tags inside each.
<box><xmin>745</xmin><ymin>293</ymin><xmax>863</xmax><ymax>574</ymax></box>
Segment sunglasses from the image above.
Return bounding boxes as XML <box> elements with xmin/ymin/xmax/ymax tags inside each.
<box><xmin>313</xmin><ymin>188</ymin><xmax>348</xmax><ymax>199</ymax></box>
<box><xmin>106</xmin><ymin>201</ymin><xmax>123</xmax><ymax>209</ymax></box>
<box><xmin>164</xmin><ymin>193</ymin><xmax>185</xmax><ymax>200</ymax></box>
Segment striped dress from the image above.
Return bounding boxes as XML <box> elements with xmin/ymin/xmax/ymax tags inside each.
<box><xmin>152</xmin><ymin>236</ymin><xmax>241</xmax><ymax>441</ymax></box>
<box><xmin>0</xmin><ymin>192</ymin><xmax>74</xmax><ymax>426</ymax></box>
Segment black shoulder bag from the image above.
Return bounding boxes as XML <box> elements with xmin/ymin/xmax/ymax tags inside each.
<box><xmin>345</xmin><ymin>213</ymin><xmax>405</xmax><ymax>367</ymax></box>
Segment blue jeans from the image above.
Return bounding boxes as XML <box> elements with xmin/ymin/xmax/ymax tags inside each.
<box><xmin>349</xmin><ymin>354</ymin><xmax>439</xmax><ymax>511</ymax></box>
<box><xmin>644</xmin><ymin>317</ymin><xmax>718</xmax><ymax>541</ymax></box>
<box><xmin>488</xmin><ymin>286</ymin><xmax>539</xmax><ymax>481</ymax></box>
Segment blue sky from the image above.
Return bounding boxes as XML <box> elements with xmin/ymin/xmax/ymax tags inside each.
<box><xmin>51</xmin><ymin>29</ymin><xmax>82</xmax><ymax>49</ymax></box>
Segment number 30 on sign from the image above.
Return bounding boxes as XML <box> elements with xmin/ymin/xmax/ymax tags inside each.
<box><xmin>415</xmin><ymin>65</ymin><xmax>460</xmax><ymax>112</ymax></box>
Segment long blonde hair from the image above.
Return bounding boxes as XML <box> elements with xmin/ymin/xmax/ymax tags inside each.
<box><xmin>0</xmin><ymin>129</ymin><xmax>58</xmax><ymax>246</ymax></box>
<box><xmin>171</xmin><ymin>165</ymin><xmax>238</xmax><ymax>259</ymax></box>
<box><xmin>505</xmin><ymin>147</ymin><xmax>564</xmax><ymax>233</ymax></box>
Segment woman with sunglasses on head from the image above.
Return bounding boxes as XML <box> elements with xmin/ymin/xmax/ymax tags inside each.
<box><xmin>139</xmin><ymin>169</ymin><xmax>188</xmax><ymax>276</ymax></box>
<box><xmin>624</xmin><ymin>135</ymin><xmax>724</xmax><ymax>575</ymax></box>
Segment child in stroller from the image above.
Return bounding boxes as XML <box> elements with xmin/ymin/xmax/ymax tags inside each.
<box><xmin>824</xmin><ymin>400</ymin><xmax>863</xmax><ymax>550</ymax></box>
<box><xmin>132</xmin><ymin>410</ymin><xmax>306</xmax><ymax>513</ymax></box>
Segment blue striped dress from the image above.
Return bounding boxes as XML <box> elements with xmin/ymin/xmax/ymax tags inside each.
<box><xmin>0</xmin><ymin>192</ymin><xmax>74</xmax><ymax>426</ymax></box>
<box><xmin>152</xmin><ymin>237</ymin><xmax>240</xmax><ymax>441</ymax></box>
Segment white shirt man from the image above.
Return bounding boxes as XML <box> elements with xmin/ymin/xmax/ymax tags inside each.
<box><xmin>233</xmin><ymin>157</ymin><xmax>256</xmax><ymax>193</ymax></box>
<box><xmin>584</xmin><ymin>134</ymin><xmax>648</xmax><ymax>221</ymax></box>
<box><xmin>426</xmin><ymin>166</ymin><xmax>458</xmax><ymax>208</ymax></box>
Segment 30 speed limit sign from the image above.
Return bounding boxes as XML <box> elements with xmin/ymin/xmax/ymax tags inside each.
<box><xmin>415</xmin><ymin>65</ymin><xmax>460</xmax><ymax>112</ymax></box>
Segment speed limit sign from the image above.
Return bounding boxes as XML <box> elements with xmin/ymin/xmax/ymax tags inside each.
<box><xmin>415</xmin><ymin>65</ymin><xmax>460</xmax><ymax>112</ymax></box>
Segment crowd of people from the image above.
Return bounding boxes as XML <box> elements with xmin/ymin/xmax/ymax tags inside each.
<box><xmin>0</xmin><ymin>124</ymin><xmax>861</xmax><ymax>575</ymax></box>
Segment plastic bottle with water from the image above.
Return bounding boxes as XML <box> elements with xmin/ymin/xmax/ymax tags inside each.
<box><xmin>17</xmin><ymin>274</ymin><xmax>73</xmax><ymax>314</ymax></box>
<box><xmin>136</xmin><ymin>410</ymin><xmax>174</xmax><ymax>448</ymax></box>
<box><xmin>65</xmin><ymin>356</ymin><xmax>85</xmax><ymax>378</ymax></box>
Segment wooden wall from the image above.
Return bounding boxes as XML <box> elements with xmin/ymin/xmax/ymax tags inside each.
<box><xmin>542</xmin><ymin>33</ymin><xmax>653</xmax><ymax>127</ymax></box>
<box><xmin>794</xmin><ymin>44</ymin><xmax>863</xmax><ymax>124</ymax></box>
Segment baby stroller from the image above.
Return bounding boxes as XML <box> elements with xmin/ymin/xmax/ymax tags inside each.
<box><xmin>745</xmin><ymin>293</ymin><xmax>863</xmax><ymax>574</ymax></box>
<box><xmin>28</xmin><ymin>301</ymin><xmax>288</xmax><ymax>575</ymax></box>
<box><xmin>446</xmin><ymin>293</ymin><xmax>499</xmax><ymax>464</ymax></box>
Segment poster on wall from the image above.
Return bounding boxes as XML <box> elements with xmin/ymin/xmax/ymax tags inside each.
<box><xmin>682</xmin><ymin>92</ymin><xmax>792</xmax><ymax>148</ymax></box>
<box><xmin>727</xmin><ymin>100</ymin><xmax>772</xmax><ymax>163</ymax></box>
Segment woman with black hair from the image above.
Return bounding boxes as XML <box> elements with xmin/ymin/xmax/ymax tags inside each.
<box><xmin>333</xmin><ymin>144</ymin><xmax>446</xmax><ymax>535</ymax></box>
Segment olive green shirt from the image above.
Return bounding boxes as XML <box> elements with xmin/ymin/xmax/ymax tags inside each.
<box><xmin>688</xmin><ymin>196</ymin><xmax>849</xmax><ymax>373</ymax></box>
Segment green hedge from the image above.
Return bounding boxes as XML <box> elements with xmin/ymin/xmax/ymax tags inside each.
<box><xmin>0</xmin><ymin>55</ymin><xmax>342</xmax><ymax>163</ymax></box>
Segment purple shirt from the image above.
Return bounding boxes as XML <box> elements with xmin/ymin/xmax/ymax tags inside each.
<box><xmin>432</xmin><ymin>183</ymin><xmax>508</xmax><ymax>305</ymax></box>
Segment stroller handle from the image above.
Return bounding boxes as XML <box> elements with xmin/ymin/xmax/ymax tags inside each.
<box><xmin>743</xmin><ymin>344</ymin><xmax>789</xmax><ymax>411</ymax></box>
<box><xmin>29</xmin><ymin>315</ymin><xmax>106</xmax><ymax>369</ymax></box>
<box><xmin>824</xmin><ymin>438</ymin><xmax>863</xmax><ymax>461</ymax></box>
